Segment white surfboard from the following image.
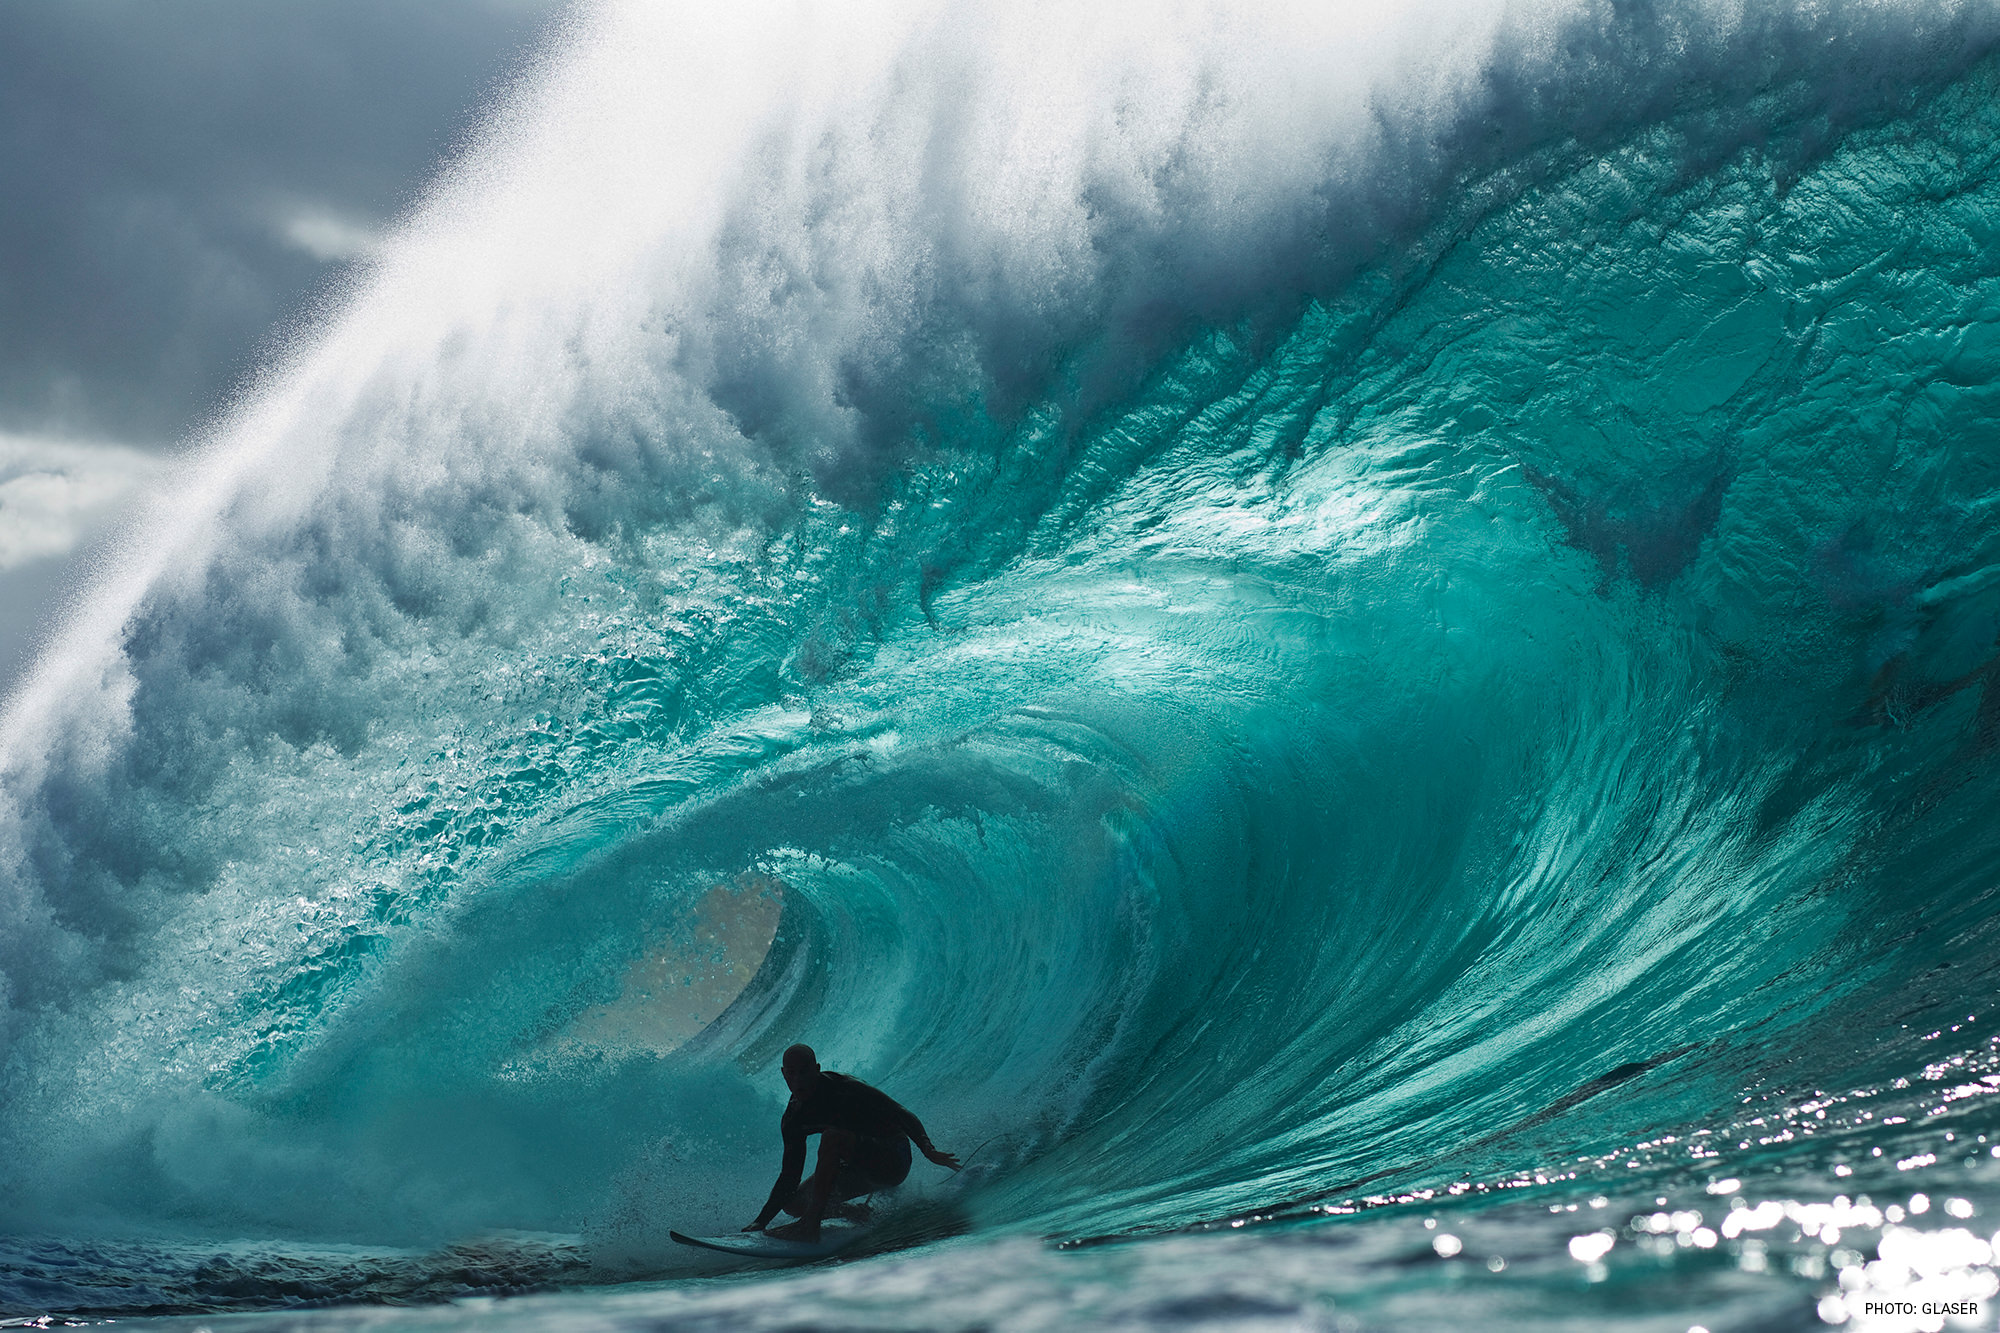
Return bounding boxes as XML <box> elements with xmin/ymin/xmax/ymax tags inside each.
<box><xmin>669</xmin><ymin>1225</ymin><xmax>863</xmax><ymax>1260</ymax></box>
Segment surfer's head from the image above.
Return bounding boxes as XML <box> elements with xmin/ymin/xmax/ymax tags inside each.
<box><xmin>781</xmin><ymin>1043</ymin><xmax>819</xmax><ymax>1094</ymax></box>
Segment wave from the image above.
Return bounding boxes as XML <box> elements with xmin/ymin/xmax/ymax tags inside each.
<box><xmin>5</xmin><ymin>0</ymin><xmax>2000</xmax><ymax>1302</ymax></box>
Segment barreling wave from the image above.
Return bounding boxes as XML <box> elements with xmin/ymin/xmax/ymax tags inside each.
<box><xmin>6</xmin><ymin>0</ymin><xmax>2000</xmax><ymax>1307</ymax></box>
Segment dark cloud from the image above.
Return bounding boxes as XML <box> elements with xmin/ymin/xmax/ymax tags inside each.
<box><xmin>0</xmin><ymin>0</ymin><xmax>566</xmax><ymax>698</ymax></box>
<box><xmin>0</xmin><ymin>0</ymin><xmax>566</xmax><ymax>446</ymax></box>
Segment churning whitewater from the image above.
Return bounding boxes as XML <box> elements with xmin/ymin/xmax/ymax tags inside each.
<box><xmin>9</xmin><ymin>0</ymin><xmax>2000</xmax><ymax>1327</ymax></box>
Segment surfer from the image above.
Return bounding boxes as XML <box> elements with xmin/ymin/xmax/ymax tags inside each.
<box><xmin>746</xmin><ymin>1043</ymin><xmax>961</xmax><ymax>1242</ymax></box>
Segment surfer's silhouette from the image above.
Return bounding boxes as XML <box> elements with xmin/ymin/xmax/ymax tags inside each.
<box><xmin>745</xmin><ymin>1043</ymin><xmax>961</xmax><ymax>1241</ymax></box>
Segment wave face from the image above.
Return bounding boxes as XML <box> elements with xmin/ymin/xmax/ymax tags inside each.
<box><xmin>9</xmin><ymin>0</ymin><xmax>2000</xmax><ymax>1318</ymax></box>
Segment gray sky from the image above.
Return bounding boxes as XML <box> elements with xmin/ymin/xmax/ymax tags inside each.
<box><xmin>0</xmin><ymin>0</ymin><xmax>566</xmax><ymax>695</ymax></box>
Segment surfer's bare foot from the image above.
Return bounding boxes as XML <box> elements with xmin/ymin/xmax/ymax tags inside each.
<box><xmin>768</xmin><ymin>1219</ymin><xmax>821</xmax><ymax>1242</ymax></box>
<box><xmin>828</xmin><ymin>1200</ymin><xmax>872</xmax><ymax>1224</ymax></box>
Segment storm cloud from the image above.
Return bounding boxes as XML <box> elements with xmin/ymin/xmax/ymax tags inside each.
<box><xmin>0</xmin><ymin>0</ymin><xmax>565</xmax><ymax>445</ymax></box>
<box><xmin>0</xmin><ymin>0</ymin><xmax>564</xmax><ymax>690</ymax></box>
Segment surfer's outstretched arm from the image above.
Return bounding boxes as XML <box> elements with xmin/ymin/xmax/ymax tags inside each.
<box><xmin>890</xmin><ymin>1100</ymin><xmax>962</xmax><ymax>1170</ymax></box>
<box><xmin>747</xmin><ymin>1126</ymin><xmax>808</xmax><ymax>1230</ymax></box>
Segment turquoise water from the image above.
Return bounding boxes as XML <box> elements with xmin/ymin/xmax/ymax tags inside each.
<box><xmin>8</xmin><ymin>1</ymin><xmax>2000</xmax><ymax>1327</ymax></box>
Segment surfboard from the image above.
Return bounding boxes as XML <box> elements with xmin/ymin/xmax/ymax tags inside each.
<box><xmin>669</xmin><ymin>1225</ymin><xmax>862</xmax><ymax>1260</ymax></box>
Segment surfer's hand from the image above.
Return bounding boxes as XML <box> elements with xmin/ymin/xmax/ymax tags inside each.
<box><xmin>923</xmin><ymin>1145</ymin><xmax>962</xmax><ymax>1171</ymax></box>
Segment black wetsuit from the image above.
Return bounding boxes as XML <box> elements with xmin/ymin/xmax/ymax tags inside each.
<box><xmin>752</xmin><ymin>1071</ymin><xmax>927</xmax><ymax>1228</ymax></box>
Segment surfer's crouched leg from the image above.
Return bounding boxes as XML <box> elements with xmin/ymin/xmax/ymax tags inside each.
<box><xmin>784</xmin><ymin>1127</ymin><xmax>858</xmax><ymax>1231</ymax></box>
<box><xmin>768</xmin><ymin>1130</ymin><xmax>858</xmax><ymax>1241</ymax></box>
<box><xmin>780</xmin><ymin>1131</ymin><xmax>911</xmax><ymax>1224</ymax></box>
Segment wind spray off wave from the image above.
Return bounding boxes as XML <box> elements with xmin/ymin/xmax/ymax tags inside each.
<box><xmin>7</xmin><ymin>0</ymin><xmax>2000</xmax><ymax>1326</ymax></box>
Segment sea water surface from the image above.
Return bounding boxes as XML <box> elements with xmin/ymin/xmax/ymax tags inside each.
<box><xmin>8</xmin><ymin>1</ymin><xmax>2000</xmax><ymax>1329</ymax></box>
